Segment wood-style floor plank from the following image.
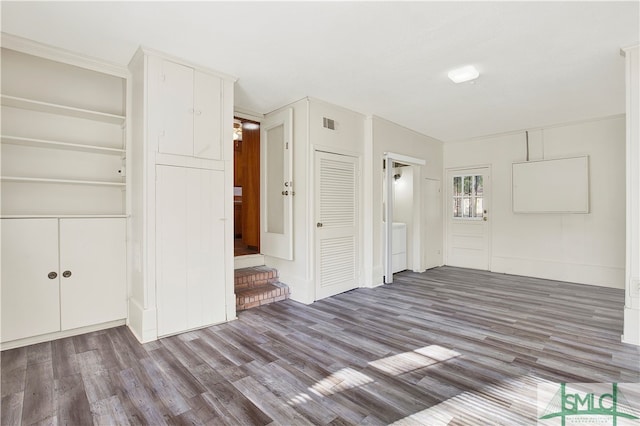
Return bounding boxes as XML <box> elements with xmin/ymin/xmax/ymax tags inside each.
<box><xmin>2</xmin><ymin>266</ymin><xmax>639</xmax><ymax>425</ymax></box>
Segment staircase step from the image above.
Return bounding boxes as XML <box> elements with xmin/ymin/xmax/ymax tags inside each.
<box><xmin>236</xmin><ymin>282</ymin><xmax>290</xmax><ymax>312</ymax></box>
<box><xmin>235</xmin><ymin>266</ymin><xmax>279</xmax><ymax>290</ymax></box>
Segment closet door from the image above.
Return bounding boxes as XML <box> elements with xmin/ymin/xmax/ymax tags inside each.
<box><xmin>156</xmin><ymin>165</ymin><xmax>226</xmax><ymax>336</ymax></box>
<box><xmin>1</xmin><ymin>219</ymin><xmax>60</xmax><ymax>342</ymax></box>
<box><xmin>59</xmin><ymin>218</ymin><xmax>127</xmax><ymax>330</ymax></box>
<box><xmin>159</xmin><ymin>60</ymin><xmax>194</xmax><ymax>156</ymax></box>
<box><xmin>193</xmin><ymin>71</ymin><xmax>222</xmax><ymax>160</ymax></box>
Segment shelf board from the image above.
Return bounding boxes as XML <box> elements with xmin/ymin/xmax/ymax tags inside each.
<box><xmin>1</xmin><ymin>135</ymin><xmax>125</xmax><ymax>155</ymax></box>
<box><xmin>1</xmin><ymin>95</ymin><xmax>125</xmax><ymax>125</ymax></box>
<box><xmin>1</xmin><ymin>214</ymin><xmax>128</xmax><ymax>219</ymax></box>
<box><xmin>1</xmin><ymin>176</ymin><xmax>125</xmax><ymax>187</ymax></box>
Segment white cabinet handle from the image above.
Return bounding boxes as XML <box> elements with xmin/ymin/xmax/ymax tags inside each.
<box><xmin>195</xmin><ymin>110</ymin><xmax>202</xmax><ymax>115</ymax></box>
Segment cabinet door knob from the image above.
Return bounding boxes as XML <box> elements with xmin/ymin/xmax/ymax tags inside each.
<box><xmin>317</xmin><ymin>222</ymin><xmax>323</xmax><ymax>228</ymax></box>
<box><xmin>48</xmin><ymin>272</ymin><xmax>57</xmax><ymax>280</ymax></box>
<box><xmin>62</xmin><ymin>270</ymin><xmax>72</xmax><ymax>278</ymax></box>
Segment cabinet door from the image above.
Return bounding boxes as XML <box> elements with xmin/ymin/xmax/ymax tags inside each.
<box><xmin>159</xmin><ymin>60</ymin><xmax>194</xmax><ymax>157</ymax></box>
<box><xmin>59</xmin><ymin>218</ymin><xmax>126</xmax><ymax>330</ymax></box>
<box><xmin>193</xmin><ymin>71</ymin><xmax>222</xmax><ymax>160</ymax></box>
<box><xmin>1</xmin><ymin>219</ymin><xmax>60</xmax><ymax>342</ymax></box>
<box><xmin>156</xmin><ymin>165</ymin><xmax>226</xmax><ymax>336</ymax></box>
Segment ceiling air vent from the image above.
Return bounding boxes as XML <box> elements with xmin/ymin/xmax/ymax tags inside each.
<box><xmin>323</xmin><ymin>117</ymin><xmax>336</xmax><ymax>130</ymax></box>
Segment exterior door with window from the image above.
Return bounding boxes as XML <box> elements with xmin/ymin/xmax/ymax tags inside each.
<box><xmin>446</xmin><ymin>167</ymin><xmax>490</xmax><ymax>270</ymax></box>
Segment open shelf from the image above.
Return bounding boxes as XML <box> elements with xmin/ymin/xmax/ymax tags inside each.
<box><xmin>1</xmin><ymin>176</ymin><xmax>125</xmax><ymax>187</ymax></box>
<box><xmin>1</xmin><ymin>135</ymin><xmax>125</xmax><ymax>155</ymax></box>
<box><xmin>1</xmin><ymin>95</ymin><xmax>125</xmax><ymax>125</ymax></box>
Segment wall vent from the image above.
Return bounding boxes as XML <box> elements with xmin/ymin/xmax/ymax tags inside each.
<box><xmin>323</xmin><ymin>117</ymin><xmax>336</xmax><ymax>130</ymax></box>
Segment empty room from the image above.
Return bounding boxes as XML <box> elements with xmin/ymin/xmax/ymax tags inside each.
<box><xmin>1</xmin><ymin>2</ymin><xmax>639</xmax><ymax>425</ymax></box>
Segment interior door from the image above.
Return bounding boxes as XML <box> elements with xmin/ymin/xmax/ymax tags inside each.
<box><xmin>59</xmin><ymin>218</ymin><xmax>127</xmax><ymax>330</ymax></box>
<box><xmin>315</xmin><ymin>151</ymin><xmax>359</xmax><ymax>300</ymax></box>
<box><xmin>1</xmin><ymin>218</ymin><xmax>60</xmax><ymax>342</ymax></box>
<box><xmin>446</xmin><ymin>167</ymin><xmax>490</xmax><ymax>270</ymax></box>
<box><xmin>261</xmin><ymin>108</ymin><xmax>293</xmax><ymax>260</ymax></box>
<box><xmin>156</xmin><ymin>165</ymin><xmax>226</xmax><ymax>337</ymax></box>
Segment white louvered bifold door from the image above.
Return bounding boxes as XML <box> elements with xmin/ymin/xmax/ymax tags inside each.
<box><xmin>315</xmin><ymin>151</ymin><xmax>359</xmax><ymax>300</ymax></box>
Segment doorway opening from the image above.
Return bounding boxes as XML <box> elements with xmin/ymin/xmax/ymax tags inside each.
<box><xmin>383</xmin><ymin>153</ymin><xmax>425</xmax><ymax>284</ymax></box>
<box><xmin>233</xmin><ymin>117</ymin><xmax>261</xmax><ymax>257</ymax></box>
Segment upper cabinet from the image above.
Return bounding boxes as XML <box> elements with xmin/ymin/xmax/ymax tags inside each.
<box><xmin>159</xmin><ymin>60</ymin><xmax>222</xmax><ymax>159</ymax></box>
<box><xmin>132</xmin><ymin>48</ymin><xmax>234</xmax><ymax>163</ymax></box>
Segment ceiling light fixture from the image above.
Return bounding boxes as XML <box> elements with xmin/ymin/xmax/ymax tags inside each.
<box><xmin>448</xmin><ymin>65</ymin><xmax>479</xmax><ymax>83</ymax></box>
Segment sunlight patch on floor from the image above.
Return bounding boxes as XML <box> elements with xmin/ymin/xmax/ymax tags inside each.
<box><xmin>368</xmin><ymin>345</ymin><xmax>460</xmax><ymax>376</ymax></box>
<box><xmin>390</xmin><ymin>374</ymin><xmax>550</xmax><ymax>425</ymax></box>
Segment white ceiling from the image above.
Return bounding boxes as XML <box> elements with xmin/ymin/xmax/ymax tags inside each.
<box><xmin>1</xmin><ymin>1</ymin><xmax>638</xmax><ymax>142</ymax></box>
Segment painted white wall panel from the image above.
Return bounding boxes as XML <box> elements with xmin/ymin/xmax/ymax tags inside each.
<box><xmin>444</xmin><ymin>116</ymin><xmax>625</xmax><ymax>288</ymax></box>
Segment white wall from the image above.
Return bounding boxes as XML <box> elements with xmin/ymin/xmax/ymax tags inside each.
<box><xmin>444</xmin><ymin>116</ymin><xmax>626</xmax><ymax>288</ymax></box>
<box><xmin>264</xmin><ymin>97</ymin><xmax>366</xmax><ymax>304</ymax></box>
<box><xmin>366</xmin><ymin>116</ymin><xmax>444</xmax><ymax>287</ymax></box>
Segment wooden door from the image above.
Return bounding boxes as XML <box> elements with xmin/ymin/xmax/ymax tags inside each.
<box><xmin>156</xmin><ymin>165</ymin><xmax>226</xmax><ymax>336</ymax></box>
<box><xmin>159</xmin><ymin>59</ymin><xmax>194</xmax><ymax>157</ymax></box>
<box><xmin>1</xmin><ymin>219</ymin><xmax>60</xmax><ymax>342</ymax></box>
<box><xmin>261</xmin><ymin>108</ymin><xmax>293</xmax><ymax>260</ymax></box>
<box><xmin>59</xmin><ymin>218</ymin><xmax>127</xmax><ymax>331</ymax></box>
<box><xmin>446</xmin><ymin>167</ymin><xmax>491</xmax><ymax>270</ymax></box>
<box><xmin>315</xmin><ymin>151</ymin><xmax>359</xmax><ymax>300</ymax></box>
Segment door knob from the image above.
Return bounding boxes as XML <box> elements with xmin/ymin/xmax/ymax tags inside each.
<box><xmin>62</xmin><ymin>270</ymin><xmax>72</xmax><ymax>278</ymax></box>
<box><xmin>48</xmin><ymin>272</ymin><xmax>57</xmax><ymax>279</ymax></box>
<box><xmin>282</xmin><ymin>191</ymin><xmax>288</xmax><ymax>196</ymax></box>
<box><xmin>317</xmin><ymin>222</ymin><xmax>323</xmax><ymax>228</ymax></box>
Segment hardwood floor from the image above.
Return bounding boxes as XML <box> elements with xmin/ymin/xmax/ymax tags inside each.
<box><xmin>2</xmin><ymin>267</ymin><xmax>639</xmax><ymax>425</ymax></box>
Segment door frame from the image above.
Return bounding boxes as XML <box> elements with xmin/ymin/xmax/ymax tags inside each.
<box><xmin>444</xmin><ymin>164</ymin><xmax>492</xmax><ymax>270</ymax></box>
<box><xmin>383</xmin><ymin>152</ymin><xmax>425</xmax><ymax>284</ymax></box>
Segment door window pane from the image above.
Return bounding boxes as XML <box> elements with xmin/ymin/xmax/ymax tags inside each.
<box><xmin>464</xmin><ymin>176</ymin><xmax>472</xmax><ymax>195</ymax></box>
<box><xmin>475</xmin><ymin>175</ymin><xmax>483</xmax><ymax>196</ymax></box>
<box><xmin>453</xmin><ymin>198</ymin><xmax>461</xmax><ymax>218</ymax></box>
<box><xmin>452</xmin><ymin>174</ymin><xmax>485</xmax><ymax>220</ymax></box>
<box><xmin>475</xmin><ymin>197</ymin><xmax>484</xmax><ymax>218</ymax></box>
<box><xmin>453</xmin><ymin>177</ymin><xmax>462</xmax><ymax>196</ymax></box>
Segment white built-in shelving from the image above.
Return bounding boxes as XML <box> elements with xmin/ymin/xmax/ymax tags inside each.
<box><xmin>1</xmin><ymin>39</ymin><xmax>128</xmax><ymax>218</ymax></box>
<box><xmin>1</xmin><ymin>95</ymin><xmax>125</xmax><ymax>125</ymax></box>
<box><xmin>1</xmin><ymin>135</ymin><xmax>125</xmax><ymax>155</ymax></box>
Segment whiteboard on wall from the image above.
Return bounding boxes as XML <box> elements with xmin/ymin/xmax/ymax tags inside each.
<box><xmin>512</xmin><ymin>156</ymin><xmax>589</xmax><ymax>213</ymax></box>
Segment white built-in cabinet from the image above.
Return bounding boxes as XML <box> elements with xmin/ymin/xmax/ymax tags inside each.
<box><xmin>128</xmin><ymin>48</ymin><xmax>235</xmax><ymax>342</ymax></box>
<box><xmin>0</xmin><ymin>34</ymin><xmax>129</xmax><ymax>348</ymax></box>
<box><xmin>1</xmin><ymin>218</ymin><xmax>127</xmax><ymax>342</ymax></box>
<box><xmin>159</xmin><ymin>60</ymin><xmax>222</xmax><ymax>159</ymax></box>
<box><xmin>155</xmin><ymin>166</ymin><xmax>226</xmax><ymax>336</ymax></box>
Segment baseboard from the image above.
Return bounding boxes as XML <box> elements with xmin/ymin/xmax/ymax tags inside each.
<box><xmin>622</xmin><ymin>306</ymin><xmax>640</xmax><ymax>346</ymax></box>
<box><xmin>491</xmin><ymin>255</ymin><xmax>624</xmax><ymax>289</ymax></box>
<box><xmin>127</xmin><ymin>298</ymin><xmax>157</xmax><ymax>343</ymax></box>
<box><xmin>1</xmin><ymin>319</ymin><xmax>126</xmax><ymax>351</ymax></box>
